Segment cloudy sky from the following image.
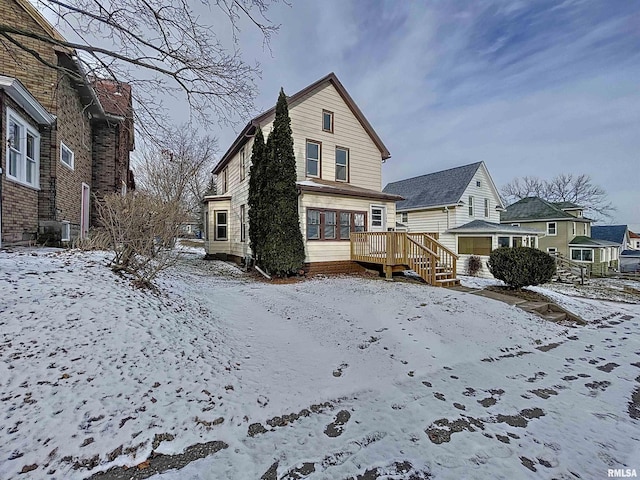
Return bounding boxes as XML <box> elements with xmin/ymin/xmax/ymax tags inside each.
<box><xmin>214</xmin><ymin>0</ymin><xmax>638</xmax><ymax>230</ymax></box>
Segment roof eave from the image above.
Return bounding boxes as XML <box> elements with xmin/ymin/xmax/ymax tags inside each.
<box><xmin>0</xmin><ymin>76</ymin><xmax>55</xmax><ymax>125</ymax></box>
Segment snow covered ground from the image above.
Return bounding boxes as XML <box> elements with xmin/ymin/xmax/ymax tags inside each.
<box><xmin>1</xmin><ymin>248</ymin><xmax>639</xmax><ymax>479</ymax></box>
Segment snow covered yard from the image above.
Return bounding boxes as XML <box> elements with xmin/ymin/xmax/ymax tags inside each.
<box><xmin>0</xmin><ymin>249</ymin><xmax>639</xmax><ymax>479</ymax></box>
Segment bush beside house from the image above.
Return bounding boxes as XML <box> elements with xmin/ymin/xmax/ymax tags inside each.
<box><xmin>488</xmin><ymin>247</ymin><xmax>556</xmax><ymax>289</ymax></box>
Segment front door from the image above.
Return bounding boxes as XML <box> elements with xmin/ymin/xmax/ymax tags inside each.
<box><xmin>370</xmin><ymin>205</ymin><xmax>386</xmax><ymax>232</ymax></box>
<box><xmin>80</xmin><ymin>183</ymin><xmax>90</xmax><ymax>239</ymax></box>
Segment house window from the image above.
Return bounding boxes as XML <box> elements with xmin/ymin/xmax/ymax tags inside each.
<box><xmin>476</xmin><ymin>180</ymin><xmax>481</xmax><ymax>187</ymax></box>
<box><xmin>401</xmin><ymin>212</ymin><xmax>408</xmax><ymax>223</ymax></box>
<box><xmin>547</xmin><ymin>222</ymin><xmax>557</xmax><ymax>236</ymax></box>
<box><xmin>335</xmin><ymin>147</ymin><xmax>349</xmax><ymax>182</ymax></box>
<box><xmin>484</xmin><ymin>198</ymin><xmax>489</xmax><ymax>217</ymax></box>
<box><xmin>61</xmin><ymin>221</ymin><xmax>70</xmax><ymax>241</ymax></box>
<box><xmin>308</xmin><ymin>209</ymin><xmax>366</xmax><ymax>240</ymax></box>
<box><xmin>513</xmin><ymin>237</ymin><xmax>523</xmax><ymax>247</ymax></box>
<box><xmin>458</xmin><ymin>236</ymin><xmax>492</xmax><ymax>255</ymax></box>
<box><xmin>322</xmin><ymin>110</ymin><xmax>333</xmax><ymax>133</ymax></box>
<box><xmin>306</xmin><ymin>140</ymin><xmax>321</xmax><ymax>177</ymax></box>
<box><xmin>324</xmin><ymin>211</ymin><xmax>337</xmax><ymax>239</ymax></box>
<box><xmin>215</xmin><ymin>211</ymin><xmax>228</xmax><ymax>240</ymax></box>
<box><xmin>583</xmin><ymin>223</ymin><xmax>588</xmax><ymax>235</ymax></box>
<box><xmin>240</xmin><ymin>205</ymin><xmax>246</xmax><ymax>242</ymax></box>
<box><xmin>6</xmin><ymin>108</ymin><xmax>40</xmax><ymax>188</ymax></box>
<box><xmin>221</xmin><ymin>168</ymin><xmax>228</xmax><ymax>193</ymax></box>
<box><xmin>547</xmin><ymin>247</ymin><xmax>557</xmax><ymax>255</ymax></box>
<box><xmin>511</xmin><ymin>223</ymin><xmax>520</xmax><ymax>227</ymax></box>
<box><xmin>204</xmin><ymin>211</ymin><xmax>209</xmax><ymax>240</ymax></box>
<box><xmin>371</xmin><ymin>207</ymin><xmax>383</xmax><ymax>228</ymax></box>
<box><xmin>497</xmin><ymin>236</ymin><xmax>510</xmax><ymax>248</ymax></box>
<box><xmin>240</xmin><ymin>147</ymin><xmax>246</xmax><ymax>182</ymax></box>
<box><xmin>60</xmin><ymin>142</ymin><xmax>74</xmax><ymax>170</ymax></box>
<box><xmin>572</xmin><ymin>222</ymin><xmax>576</xmax><ymax>236</ymax></box>
<box><xmin>468</xmin><ymin>196</ymin><xmax>474</xmax><ymax>216</ymax></box>
<box><xmin>571</xmin><ymin>248</ymin><xmax>593</xmax><ymax>262</ymax></box>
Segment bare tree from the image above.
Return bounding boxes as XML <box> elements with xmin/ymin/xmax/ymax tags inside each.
<box><xmin>0</xmin><ymin>0</ymin><xmax>282</xmax><ymax>138</ymax></box>
<box><xmin>501</xmin><ymin>173</ymin><xmax>615</xmax><ymax>221</ymax></box>
<box><xmin>135</xmin><ymin>124</ymin><xmax>218</xmax><ymax>225</ymax></box>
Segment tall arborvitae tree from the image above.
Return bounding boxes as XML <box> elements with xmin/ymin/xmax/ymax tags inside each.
<box><xmin>248</xmin><ymin>127</ymin><xmax>266</xmax><ymax>264</ymax></box>
<box><xmin>261</xmin><ymin>89</ymin><xmax>306</xmax><ymax>275</ymax></box>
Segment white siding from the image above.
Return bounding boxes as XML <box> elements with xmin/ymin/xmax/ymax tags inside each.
<box><xmin>456</xmin><ymin>165</ymin><xmax>502</xmax><ymax>226</ymax></box>
<box><xmin>257</xmin><ymin>84</ymin><xmax>383</xmax><ymax>190</ymax></box>
<box><xmin>300</xmin><ymin>192</ymin><xmax>395</xmax><ymax>263</ymax></box>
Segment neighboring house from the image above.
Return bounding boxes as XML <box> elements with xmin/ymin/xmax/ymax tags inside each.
<box><xmin>629</xmin><ymin>231</ymin><xmax>640</xmax><ymax>250</ymax></box>
<box><xmin>204</xmin><ymin>73</ymin><xmax>402</xmax><ymax>274</ymax></box>
<box><xmin>620</xmin><ymin>250</ymin><xmax>640</xmax><ymax>273</ymax></box>
<box><xmin>501</xmin><ymin>197</ymin><xmax>617</xmax><ymax>276</ymax></box>
<box><xmin>0</xmin><ymin>0</ymin><xmax>134</xmax><ymax>247</ymax></box>
<box><xmin>591</xmin><ymin>225</ymin><xmax>630</xmax><ymax>268</ymax></box>
<box><xmin>382</xmin><ymin>162</ymin><xmax>543</xmax><ymax>276</ymax></box>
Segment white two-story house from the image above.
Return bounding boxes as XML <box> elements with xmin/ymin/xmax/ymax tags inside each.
<box><xmin>204</xmin><ymin>73</ymin><xmax>402</xmax><ymax>274</ymax></box>
<box><xmin>383</xmin><ymin>162</ymin><xmax>543</xmax><ymax>276</ymax></box>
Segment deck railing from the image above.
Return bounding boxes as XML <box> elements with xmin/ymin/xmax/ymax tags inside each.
<box><xmin>350</xmin><ymin>232</ymin><xmax>458</xmax><ymax>286</ymax></box>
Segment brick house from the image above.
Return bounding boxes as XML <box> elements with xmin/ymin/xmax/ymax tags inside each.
<box><xmin>0</xmin><ymin>0</ymin><xmax>134</xmax><ymax>246</ymax></box>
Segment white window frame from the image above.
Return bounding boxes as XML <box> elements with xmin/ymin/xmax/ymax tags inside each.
<box><xmin>476</xmin><ymin>180</ymin><xmax>481</xmax><ymax>187</ymax></box>
<box><xmin>322</xmin><ymin>110</ymin><xmax>333</xmax><ymax>133</ymax></box>
<box><xmin>547</xmin><ymin>247</ymin><xmax>557</xmax><ymax>255</ymax></box>
<box><xmin>510</xmin><ymin>223</ymin><xmax>520</xmax><ymax>227</ymax></box>
<box><xmin>401</xmin><ymin>212</ymin><xmax>408</xmax><ymax>223</ymax></box>
<box><xmin>240</xmin><ymin>204</ymin><xmax>246</xmax><ymax>242</ymax></box>
<box><xmin>484</xmin><ymin>198</ymin><xmax>489</xmax><ymax>217</ymax></box>
<box><xmin>61</xmin><ymin>221</ymin><xmax>70</xmax><ymax>241</ymax></box>
<box><xmin>60</xmin><ymin>141</ymin><xmax>74</xmax><ymax>170</ymax></box>
<box><xmin>306</xmin><ymin>140</ymin><xmax>321</xmax><ymax>178</ymax></box>
<box><xmin>572</xmin><ymin>222</ymin><xmax>576</xmax><ymax>236</ymax></box>
<box><xmin>335</xmin><ymin>147</ymin><xmax>348</xmax><ymax>182</ymax></box>
<box><xmin>215</xmin><ymin>210</ymin><xmax>228</xmax><ymax>241</ymax></box>
<box><xmin>570</xmin><ymin>248</ymin><xmax>593</xmax><ymax>263</ymax></box>
<box><xmin>468</xmin><ymin>196</ymin><xmax>474</xmax><ymax>217</ymax></box>
<box><xmin>6</xmin><ymin>107</ymin><xmax>40</xmax><ymax>189</ymax></box>
<box><xmin>583</xmin><ymin>223</ymin><xmax>588</xmax><ymax>235</ymax></box>
<box><xmin>221</xmin><ymin>168</ymin><xmax>228</xmax><ymax>194</ymax></box>
<box><xmin>547</xmin><ymin>222</ymin><xmax>557</xmax><ymax>236</ymax></box>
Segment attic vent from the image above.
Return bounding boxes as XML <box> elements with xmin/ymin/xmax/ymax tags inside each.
<box><xmin>476</xmin><ymin>180</ymin><xmax>481</xmax><ymax>187</ymax></box>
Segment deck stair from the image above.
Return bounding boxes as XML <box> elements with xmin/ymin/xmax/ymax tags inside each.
<box><xmin>553</xmin><ymin>254</ymin><xmax>589</xmax><ymax>285</ymax></box>
<box><xmin>351</xmin><ymin>232</ymin><xmax>459</xmax><ymax>287</ymax></box>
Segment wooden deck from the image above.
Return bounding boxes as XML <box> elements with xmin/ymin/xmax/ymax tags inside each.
<box><xmin>350</xmin><ymin>232</ymin><xmax>459</xmax><ymax>287</ymax></box>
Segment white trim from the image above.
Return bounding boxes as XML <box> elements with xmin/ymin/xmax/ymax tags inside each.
<box><xmin>81</xmin><ymin>183</ymin><xmax>90</xmax><ymax>238</ymax></box>
<box><xmin>547</xmin><ymin>222</ymin><xmax>557</xmax><ymax>236</ymax></box>
<box><xmin>570</xmin><ymin>247</ymin><xmax>594</xmax><ymax>263</ymax></box>
<box><xmin>335</xmin><ymin>146</ymin><xmax>348</xmax><ymax>182</ymax></box>
<box><xmin>305</xmin><ymin>140</ymin><xmax>321</xmax><ymax>178</ymax></box>
<box><xmin>6</xmin><ymin>107</ymin><xmax>40</xmax><ymax>189</ymax></box>
<box><xmin>370</xmin><ymin>205</ymin><xmax>386</xmax><ymax>232</ymax></box>
<box><xmin>60</xmin><ymin>141</ymin><xmax>75</xmax><ymax>170</ymax></box>
<box><xmin>0</xmin><ymin>76</ymin><xmax>55</xmax><ymax>125</ymax></box>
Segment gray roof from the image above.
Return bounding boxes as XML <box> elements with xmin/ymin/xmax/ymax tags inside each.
<box><xmin>621</xmin><ymin>250</ymin><xmax>640</xmax><ymax>257</ymax></box>
<box><xmin>591</xmin><ymin>225</ymin><xmax>628</xmax><ymax>245</ymax></box>
<box><xmin>501</xmin><ymin>197</ymin><xmax>585</xmax><ymax>222</ymax></box>
<box><xmin>383</xmin><ymin>162</ymin><xmax>482</xmax><ymax>211</ymax></box>
<box><xmin>552</xmin><ymin>201</ymin><xmax>582</xmax><ymax>210</ymax></box>
<box><xmin>446</xmin><ymin>220</ymin><xmax>543</xmax><ymax>235</ymax></box>
<box><xmin>568</xmin><ymin>236</ymin><xmax>619</xmax><ymax>247</ymax></box>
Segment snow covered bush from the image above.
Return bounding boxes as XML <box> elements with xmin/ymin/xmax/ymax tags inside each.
<box><xmin>93</xmin><ymin>192</ymin><xmax>184</xmax><ymax>287</ymax></box>
<box><xmin>488</xmin><ymin>247</ymin><xmax>556</xmax><ymax>289</ymax></box>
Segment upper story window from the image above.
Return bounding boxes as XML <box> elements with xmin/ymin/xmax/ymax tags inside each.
<box><xmin>484</xmin><ymin>198</ymin><xmax>489</xmax><ymax>217</ymax></box>
<box><xmin>583</xmin><ymin>223</ymin><xmax>588</xmax><ymax>235</ymax></box>
<box><xmin>572</xmin><ymin>222</ymin><xmax>576</xmax><ymax>236</ymax></box>
<box><xmin>476</xmin><ymin>180</ymin><xmax>481</xmax><ymax>187</ymax></box>
<box><xmin>468</xmin><ymin>196</ymin><xmax>474</xmax><ymax>216</ymax></box>
<box><xmin>221</xmin><ymin>167</ymin><xmax>228</xmax><ymax>193</ymax></box>
<box><xmin>215</xmin><ymin>211</ymin><xmax>228</xmax><ymax>240</ymax></box>
<box><xmin>401</xmin><ymin>212</ymin><xmax>408</xmax><ymax>223</ymax></box>
<box><xmin>322</xmin><ymin>110</ymin><xmax>333</xmax><ymax>133</ymax></box>
<box><xmin>335</xmin><ymin>147</ymin><xmax>349</xmax><ymax>182</ymax></box>
<box><xmin>60</xmin><ymin>142</ymin><xmax>74</xmax><ymax>170</ymax></box>
<box><xmin>547</xmin><ymin>222</ymin><xmax>557</xmax><ymax>236</ymax></box>
<box><xmin>240</xmin><ymin>147</ymin><xmax>246</xmax><ymax>182</ymax></box>
<box><xmin>6</xmin><ymin>108</ymin><xmax>40</xmax><ymax>189</ymax></box>
<box><xmin>306</xmin><ymin>140</ymin><xmax>321</xmax><ymax>177</ymax></box>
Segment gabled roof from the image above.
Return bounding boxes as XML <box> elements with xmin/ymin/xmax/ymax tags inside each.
<box><xmin>501</xmin><ymin>197</ymin><xmax>587</xmax><ymax>223</ymax></box>
<box><xmin>591</xmin><ymin>225</ymin><xmax>628</xmax><ymax>245</ymax></box>
<box><xmin>630</xmin><ymin>231</ymin><xmax>640</xmax><ymax>239</ymax></box>
<box><xmin>213</xmin><ymin>72</ymin><xmax>390</xmax><ymax>175</ymax></box>
<box><xmin>446</xmin><ymin>219</ymin><xmax>543</xmax><ymax>235</ymax></box>
<box><xmin>13</xmin><ymin>0</ymin><xmax>69</xmax><ymax>47</ymax></box>
<box><xmin>383</xmin><ymin>162</ymin><xmax>485</xmax><ymax>211</ymax></box>
<box><xmin>568</xmin><ymin>236</ymin><xmax>619</xmax><ymax>247</ymax></box>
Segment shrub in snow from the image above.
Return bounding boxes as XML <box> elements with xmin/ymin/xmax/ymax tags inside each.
<box><xmin>92</xmin><ymin>192</ymin><xmax>184</xmax><ymax>287</ymax></box>
<box><xmin>487</xmin><ymin>247</ymin><xmax>556</xmax><ymax>289</ymax></box>
<box><xmin>466</xmin><ymin>255</ymin><xmax>482</xmax><ymax>276</ymax></box>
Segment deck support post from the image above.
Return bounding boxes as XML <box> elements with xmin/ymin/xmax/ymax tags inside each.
<box><xmin>384</xmin><ymin>265</ymin><xmax>393</xmax><ymax>280</ymax></box>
